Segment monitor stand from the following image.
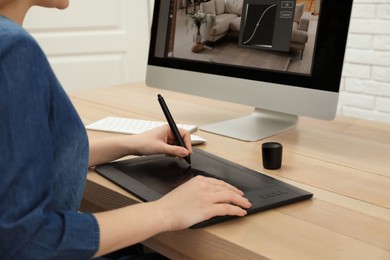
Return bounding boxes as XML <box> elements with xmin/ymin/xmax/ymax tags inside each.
<box><xmin>200</xmin><ymin>107</ymin><xmax>298</xmax><ymax>141</ymax></box>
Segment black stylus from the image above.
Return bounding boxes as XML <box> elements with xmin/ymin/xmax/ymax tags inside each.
<box><xmin>157</xmin><ymin>94</ymin><xmax>191</xmax><ymax>165</ymax></box>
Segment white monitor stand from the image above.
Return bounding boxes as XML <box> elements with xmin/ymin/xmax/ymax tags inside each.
<box><xmin>200</xmin><ymin>107</ymin><xmax>298</xmax><ymax>141</ymax></box>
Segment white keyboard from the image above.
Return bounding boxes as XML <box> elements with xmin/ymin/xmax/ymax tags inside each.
<box><xmin>85</xmin><ymin>116</ymin><xmax>198</xmax><ymax>135</ymax></box>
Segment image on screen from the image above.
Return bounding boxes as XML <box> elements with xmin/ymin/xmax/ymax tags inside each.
<box><xmin>156</xmin><ymin>0</ymin><xmax>319</xmax><ymax>75</ymax></box>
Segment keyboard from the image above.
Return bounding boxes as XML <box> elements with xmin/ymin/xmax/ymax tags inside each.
<box><xmin>85</xmin><ymin>116</ymin><xmax>198</xmax><ymax>135</ymax></box>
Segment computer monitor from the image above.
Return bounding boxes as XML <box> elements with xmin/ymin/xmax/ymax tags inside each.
<box><xmin>146</xmin><ymin>0</ymin><xmax>353</xmax><ymax>141</ymax></box>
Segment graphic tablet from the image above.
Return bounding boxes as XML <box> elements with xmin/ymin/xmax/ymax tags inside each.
<box><xmin>95</xmin><ymin>148</ymin><xmax>313</xmax><ymax>228</ymax></box>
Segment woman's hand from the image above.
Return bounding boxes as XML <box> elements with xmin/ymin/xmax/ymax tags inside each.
<box><xmin>88</xmin><ymin>125</ymin><xmax>192</xmax><ymax>167</ymax></box>
<box><xmin>133</xmin><ymin>124</ymin><xmax>193</xmax><ymax>158</ymax></box>
<box><xmin>94</xmin><ymin>175</ymin><xmax>251</xmax><ymax>256</ymax></box>
<box><xmin>152</xmin><ymin>175</ymin><xmax>252</xmax><ymax>231</ymax></box>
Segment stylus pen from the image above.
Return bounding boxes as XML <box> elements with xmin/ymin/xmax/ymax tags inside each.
<box><xmin>157</xmin><ymin>94</ymin><xmax>191</xmax><ymax>165</ymax></box>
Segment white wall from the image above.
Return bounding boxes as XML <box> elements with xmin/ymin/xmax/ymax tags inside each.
<box><xmin>24</xmin><ymin>0</ymin><xmax>390</xmax><ymax>124</ymax></box>
<box><xmin>24</xmin><ymin>0</ymin><xmax>152</xmax><ymax>91</ymax></box>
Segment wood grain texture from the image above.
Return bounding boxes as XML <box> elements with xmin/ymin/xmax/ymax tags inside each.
<box><xmin>72</xmin><ymin>82</ymin><xmax>390</xmax><ymax>259</ymax></box>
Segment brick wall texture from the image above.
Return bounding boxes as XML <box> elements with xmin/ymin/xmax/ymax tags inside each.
<box><xmin>338</xmin><ymin>0</ymin><xmax>390</xmax><ymax>123</ymax></box>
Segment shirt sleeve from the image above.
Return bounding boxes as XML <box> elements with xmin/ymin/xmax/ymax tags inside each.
<box><xmin>0</xmin><ymin>25</ymin><xmax>99</xmax><ymax>259</ymax></box>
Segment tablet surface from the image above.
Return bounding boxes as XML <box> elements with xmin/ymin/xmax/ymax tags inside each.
<box><xmin>95</xmin><ymin>148</ymin><xmax>312</xmax><ymax>228</ymax></box>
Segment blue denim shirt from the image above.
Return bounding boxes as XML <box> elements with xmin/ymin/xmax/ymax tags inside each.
<box><xmin>0</xmin><ymin>16</ymin><xmax>99</xmax><ymax>259</ymax></box>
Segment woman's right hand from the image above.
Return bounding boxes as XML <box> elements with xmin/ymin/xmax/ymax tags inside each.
<box><xmin>153</xmin><ymin>175</ymin><xmax>252</xmax><ymax>231</ymax></box>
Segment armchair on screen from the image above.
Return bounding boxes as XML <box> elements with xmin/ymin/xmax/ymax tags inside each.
<box><xmin>290</xmin><ymin>3</ymin><xmax>310</xmax><ymax>59</ymax></box>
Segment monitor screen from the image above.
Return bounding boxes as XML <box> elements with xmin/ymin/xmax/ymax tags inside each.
<box><xmin>146</xmin><ymin>0</ymin><xmax>354</xmax><ymax>141</ymax></box>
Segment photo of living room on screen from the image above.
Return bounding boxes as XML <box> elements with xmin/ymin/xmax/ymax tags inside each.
<box><xmin>167</xmin><ymin>0</ymin><xmax>318</xmax><ymax>75</ymax></box>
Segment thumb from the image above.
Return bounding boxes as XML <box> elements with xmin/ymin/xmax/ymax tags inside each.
<box><xmin>164</xmin><ymin>144</ymin><xmax>191</xmax><ymax>157</ymax></box>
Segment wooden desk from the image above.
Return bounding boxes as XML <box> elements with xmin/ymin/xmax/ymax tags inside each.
<box><xmin>70</xmin><ymin>82</ymin><xmax>390</xmax><ymax>259</ymax></box>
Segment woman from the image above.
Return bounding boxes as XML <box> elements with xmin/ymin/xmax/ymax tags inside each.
<box><xmin>0</xmin><ymin>0</ymin><xmax>251</xmax><ymax>258</ymax></box>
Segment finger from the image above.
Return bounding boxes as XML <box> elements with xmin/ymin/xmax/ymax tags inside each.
<box><xmin>210</xmin><ymin>190</ymin><xmax>252</xmax><ymax>209</ymax></box>
<box><xmin>178</xmin><ymin>128</ymin><xmax>193</xmax><ymax>154</ymax></box>
<box><xmin>163</xmin><ymin>143</ymin><xmax>191</xmax><ymax>158</ymax></box>
<box><xmin>200</xmin><ymin>176</ymin><xmax>244</xmax><ymax>196</ymax></box>
<box><xmin>208</xmin><ymin>203</ymin><xmax>248</xmax><ymax>217</ymax></box>
<box><xmin>165</xmin><ymin>127</ymin><xmax>192</xmax><ymax>154</ymax></box>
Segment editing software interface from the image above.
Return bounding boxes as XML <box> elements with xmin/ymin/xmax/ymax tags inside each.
<box><xmin>155</xmin><ymin>0</ymin><xmax>320</xmax><ymax>76</ymax></box>
<box><xmin>239</xmin><ymin>0</ymin><xmax>295</xmax><ymax>52</ymax></box>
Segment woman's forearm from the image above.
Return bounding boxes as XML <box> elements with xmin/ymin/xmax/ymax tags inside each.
<box><xmin>92</xmin><ymin>201</ymin><xmax>167</xmax><ymax>257</ymax></box>
<box><xmin>88</xmin><ymin>135</ymin><xmax>140</xmax><ymax>167</ymax></box>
